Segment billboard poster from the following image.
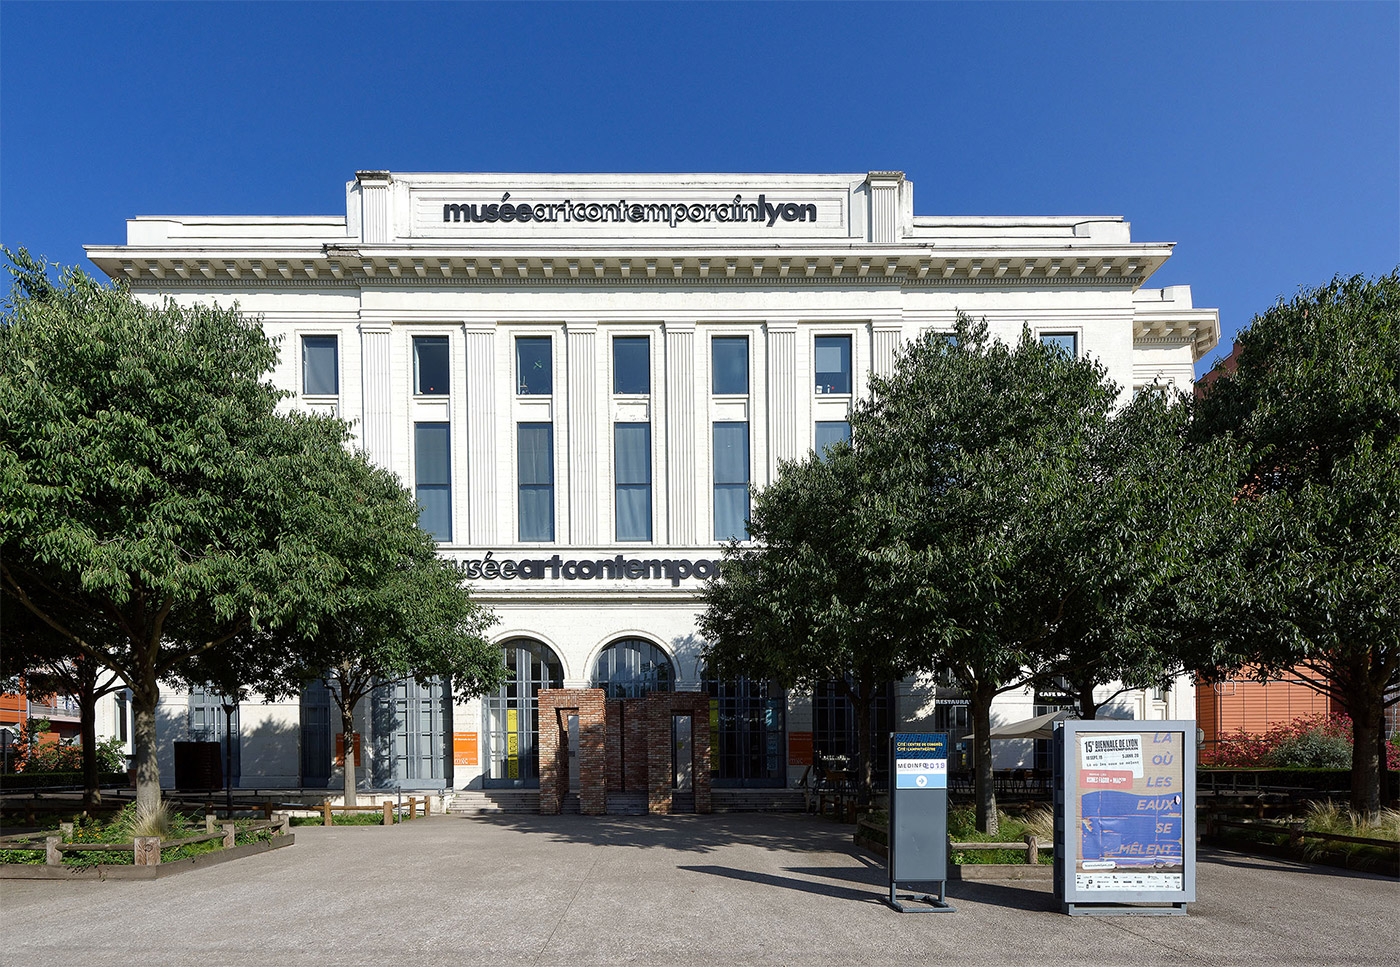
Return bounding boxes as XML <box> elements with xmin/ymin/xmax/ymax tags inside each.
<box><xmin>1058</xmin><ymin>716</ymin><xmax>1192</xmax><ymax>918</ymax></box>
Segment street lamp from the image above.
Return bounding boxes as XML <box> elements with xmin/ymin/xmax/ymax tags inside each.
<box><xmin>220</xmin><ymin>693</ymin><xmax>237</xmax><ymax>817</ymax></box>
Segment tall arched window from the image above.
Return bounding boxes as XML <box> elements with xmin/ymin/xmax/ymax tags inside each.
<box><xmin>484</xmin><ymin>638</ymin><xmax>564</xmax><ymax>787</ymax></box>
<box><xmin>593</xmin><ymin>637</ymin><xmax>674</xmax><ymax>698</ymax></box>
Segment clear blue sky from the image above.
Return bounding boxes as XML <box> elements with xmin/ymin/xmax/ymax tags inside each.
<box><xmin>3</xmin><ymin>1</ymin><xmax>1396</xmax><ymax>376</ymax></box>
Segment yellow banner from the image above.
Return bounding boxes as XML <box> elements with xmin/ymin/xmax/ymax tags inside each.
<box><xmin>506</xmin><ymin>708</ymin><xmax>519</xmax><ymax>779</ymax></box>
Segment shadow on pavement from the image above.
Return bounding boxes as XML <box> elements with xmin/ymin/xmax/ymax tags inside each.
<box><xmin>467</xmin><ymin>811</ymin><xmax>857</xmax><ymax>854</ymax></box>
<box><xmin>678</xmin><ymin>864</ymin><xmax>888</xmax><ymax>904</ymax></box>
<box><xmin>1199</xmin><ymin>846</ymin><xmax>1398</xmax><ymax>882</ymax></box>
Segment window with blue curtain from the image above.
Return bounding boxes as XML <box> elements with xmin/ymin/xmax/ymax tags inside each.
<box><xmin>615</xmin><ymin>423</ymin><xmax>652</xmax><ymax>542</ymax></box>
<box><xmin>413</xmin><ymin>336</ymin><xmax>450</xmax><ymax>395</ymax></box>
<box><xmin>712</xmin><ymin>336</ymin><xmax>749</xmax><ymax>395</ymax></box>
<box><xmin>518</xmin><ymin>423</ymin><xmax>554</xmax><ymax>541</ymax></box>
<box><xmin>414</xmin><ymin>423</ymin><xmax>451</xmax><ymax>541</ymax></box>
<box><xmin>713</xmin><ymin>422</ymin><xmax>750</xmax><ymax>542</ymax></box>
<box><xmin>302</xmin><ymin>335</ymin><xmax>338</xmax><ymax>395</ymax></box>
<box><xmin>613</xmin><ymin>336</ymin><xmax>650</xmax><ymax>394</ymax></box>
<box><xmin>516</xmin><ymin>337</ymin><xmax>552</xmax><ymax>395</ymax></box>
<box><xmin>1039</xmin><ymin>332</ymin><xmax>1078</xmax><ymax>356</ymax></box>
<box><xmin>815</xmin><ymin>420</ymin><xmax>851</xmax><ymax>457</ymax></box>
<box><xmin>814</xmin><ymin>335</ymin><xmax>851</xmax><ymax>394</ymax></box>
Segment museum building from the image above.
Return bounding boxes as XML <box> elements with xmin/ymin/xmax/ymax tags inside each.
<box><xmin>86</xmin><ymin>170</ymin><xmax>1216</xmax><ymax>811</ymax></box>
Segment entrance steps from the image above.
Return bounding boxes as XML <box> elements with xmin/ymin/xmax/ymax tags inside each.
<box><xmin>711</xmin><ymin>789</ymin><xmax>807</xmax><ymax>813</ymax></box>
<box><xmin>606</xmin><ymin>792</ymin><xmax>648</xmax><ymax>815</ymax></box>
<box><xmin>446</xmin><ymin>790</ymin><xmax>539</xmax><ymax>814</ymax></box>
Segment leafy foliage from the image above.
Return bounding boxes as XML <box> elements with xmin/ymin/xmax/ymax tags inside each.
<box><xmin>1194</xmin><ymin>270</ymin><xmax>1400</xmax><ymax>812</ymax></box>
<box><xmin>0</xmin><ymin>250</ymin><xmax>468</xmax><ymax>809</ymax></box>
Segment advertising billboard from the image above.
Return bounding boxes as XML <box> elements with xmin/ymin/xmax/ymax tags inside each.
<box><xmin>1054</xmin><ymin>720</ymin><xmax>1196</xmax><ymax>916</ymax></box>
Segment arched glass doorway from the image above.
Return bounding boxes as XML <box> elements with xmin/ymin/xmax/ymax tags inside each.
<box><xmin>483</xmin><ymin>638</ymin><xmax>564</xmax><ymax>787</ymax></box>
<box><xmin>592</xmin><ymin>637</ymin><xmax>674</xmax><ymax>697</ymax></box>
<box><xmin>702</xmin><ymin>672</ymin><xmax>786</xmax><ymax>787</ymax></box>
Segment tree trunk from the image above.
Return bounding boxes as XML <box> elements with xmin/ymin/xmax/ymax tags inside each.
<box><xmin>340</xmin><ymin>699</ymin><xmax>358</xmax><ymax>809</ymax></box>
<box><xmin>131</xmin><ymin>666</ymin><xmax>161</xmax><ymax>813</ymax></box>
<box><xmin>971</xmin><ymin>684</ymin><xmax>998</xmax><ymax>835</ymax></box>
<box><xmin>1348</xmin><ymin>697</ymin><xmax>1383</xmax><ymax>815</ymax></box>
<box><xmin>1078</xmin><ymin>681</ymin><xmax>1098</xmax><ymax>721</ymax></box>
<box><xmin>79</xmin><ymin>683</ymin><xmax>100</xmax><ymax>808</ymax></box>
<box><xmin>853</xmin><ymin>685</ymin><xmax>874</xmax><ymax>804</ymax></box>
<box><xmin>1378</xmin><ymin>714</ymin><xmax>1392</xmax><ymax>807</ymax></box>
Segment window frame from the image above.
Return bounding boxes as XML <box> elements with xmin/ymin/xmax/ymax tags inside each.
<box><xmin>712</xmin><ymin>421</ymin><xmax>751</xmax><ymax>542</ymax></box>
<box><xmin>413</xmin><ymin>421</ymin><xmax>453</xmax><ymax>542</ymax></box>
<box><xmin>514</xmin><ymin>336</ymin><xmax>554</xmax><ymax>397</ymax></box>
<box><xmin>517</xmin><ymin>422</ymin><xmax>555</xmax><ymax>543</ymax></box>
<box><xmin>614</xmin><ymin>422</ymin><xmax>653</xmax><ymax>542</ymax></box>
<box><xmin>300</xmin><ymin>333</ymin><xmax>340</xmax><ymax>397</ymax></box>
<box><xmin>711</xmin><ymin>335</ymin><xmax>750</xmax><ymax>396</ymax></box>
<box><xmin>612</xmin><ymin>335</ymin><xmax>652</xmax><ymax>396</ymax></box>
<box><xmin>814</xmin><ymin>334</ymin><xmax>853</xmax><ymax>396</ymax></box>
<box><xmin>412</xmin><ymin>334</ymin><xmax>451</xmax><ymax>397</ymax></box>
<box><xmin>1038</xmin><ymin>331</ymin><xmax>1080</xmax><ymax>357</ymax></box>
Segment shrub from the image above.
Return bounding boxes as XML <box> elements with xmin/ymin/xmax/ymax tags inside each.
<box><xmin>1204</xmin><ymin>712</ymin><xmax>1398</xmax><ymax>769</ymax></box>
<box><xmin>1267</xmin><ymin>729</ymin><xmax>1353</xmax><ymax>769</ymax></box>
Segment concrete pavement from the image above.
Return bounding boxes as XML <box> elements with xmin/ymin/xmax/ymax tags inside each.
<box><xmin>2</xmin><ymin>812</ymin><xmax>1396</xmax><ymax>966</ymax></box>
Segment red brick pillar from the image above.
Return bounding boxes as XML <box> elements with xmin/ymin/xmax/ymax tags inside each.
<box><xmin>646</xmin><ymin>692</ymin><xmax>672</xmax><ymax>814</ymax></box>
<box><xmin>578</xmin><ymin>690</ymin><xmax>607</xmax><ymax>815</ymax></box>
<box><xmin>537</xmin><ymin>691</ymin><xmax>567</xmax><ymax>816</ymax></box>
<box><xmin>690</xmin><ymin>694</ymin><xmax>713</xmax><ymax>814</ymax></box>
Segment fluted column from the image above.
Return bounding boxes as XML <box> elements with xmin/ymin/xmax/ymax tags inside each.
<box><xmin>465</xmin><ymin>325</ymin><xmax>498</xmax><ymax>544</ymax></box>
<box><xmin>358</xmin><ymin>323</ymin><xmax>392</xmax><ymax>469</ymax></box>
<box><xmin>566</xmin><ymin>324</ymin><xmax>598</xmax><ymax>544</ymax></box>
<box><xmin>765</xmin><ymin>324</ymin><xmax>801</xmax><ymax>469</ymax></box>
<box><xmin>664</xmin><ymin>323</ymin><xmax>696</xmax><ymax>544</ymax></box>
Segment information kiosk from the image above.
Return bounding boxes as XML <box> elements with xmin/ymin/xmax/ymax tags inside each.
<box><xmin>1054</xmin><ymin>719</ymin><xmax>1196</xmax><ymax>916</ymax></box>
<box><xmin>886</xmin><ymin>732</ymin><xmax>954</xmax><ymax>912</ymax></box>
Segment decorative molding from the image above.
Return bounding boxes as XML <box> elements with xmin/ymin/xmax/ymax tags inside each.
<box><xmin>133</xmin><ymin>273</ymin><xmax>1146</xmax><ymax>294</ymax></box>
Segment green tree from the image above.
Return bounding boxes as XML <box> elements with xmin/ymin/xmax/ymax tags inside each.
<box><xmin>856</xmin><ymin>318</ymin><xmax>1235</xmax><ymax>833</ymax></box>
<box><xmin>699</xmin><ymin>444</ymin><xmax>926</xmax><ymax>800</ymax></box>
<box><xmin>1195</xmin><ymin>270</ymin><xmax>1400</xmax><ymax>813</ymax></box>
<box><xmin>0</xmin><ymin>251</ymin><xmax>378</xmax><ymax>810</ymax></box>
<box><xmin>187</xmin><ymin>452</ymin><xmax>504</xmax><ymax>806</ymax></box>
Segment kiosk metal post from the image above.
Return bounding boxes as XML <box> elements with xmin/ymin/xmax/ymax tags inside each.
<box><xmin>886</xmin><ymin>732</ymin><xmax>954</xmax><ymax>913</ymax></box>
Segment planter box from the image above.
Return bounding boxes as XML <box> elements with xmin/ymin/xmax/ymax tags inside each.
<box><xmin>0</xmin><ymin>833</ymin><xmax>293</xmax><ymax>880</ymax></box>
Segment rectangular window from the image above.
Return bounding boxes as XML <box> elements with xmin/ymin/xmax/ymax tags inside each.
<box><xmin>713</xmin><ymin>422</ymin><xmax>750</xmax><ymax>542</ymax></box>
<box><xmin>414</xmin><ymin>423</ymin><xmax>452</xmax><ymax>541</ymax></box>
<box><xmin>613</xmin><ymin>336</ymin><xmax>650</xmax><ymax>394</ymax></box>
<box><xmin>614</xmin><ymin>423</ymin><xmax>652</xmax><ymax>541</ymax></box>
<box><xmin>516</xmin><ymin>337</ymin><xmax>552</xmax><ymax>395</ymax></box>
<box><xmin>518</xmin><ymin>423</ymin><xmax>554</xmax><ymax>541</ymax></box>
<box><xmin>712</xmin><ymin>336</ymin><xmax>749</xmax><ymax>395</ymax></box>
<box><xmin>1040</xmin><ymin>332</ymin><xmax>1078</xmax><ymax>356</ymax></box>
<box><xmin>413</xmin><ymin>336</ymin><xmax>450</xmax><ymax>395</ymax></box>
<box><xmin>814</xmin><ymin>335</ymin><xmax>852</xmax><ymax>394</ymax></box>
<box><xmin>301</xmin><ymin>335</ymin><xmax>338</xmax><ymax>395</ymax></box>
<box><xmin>815</xmin><ymin>420</ymin><xmax>851</xmax><ymax>456</ymax></box>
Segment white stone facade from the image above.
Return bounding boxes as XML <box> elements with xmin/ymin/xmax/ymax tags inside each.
<box><xmin>88</xmin><ymin>170</ymin><xmax>1217</xmax><ymax>790</ymax></box>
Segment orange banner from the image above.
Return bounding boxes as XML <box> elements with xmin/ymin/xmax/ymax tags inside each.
<box><xmin>334</xmin><ymin>732</ymin><xmax>362</xmax><ymax>767</ymax></box>
<box><xmin>453</xmin><ymin>731</ymin><xmax>479</xmax><ymax>767</ymax></box>
<box><xmin>788</xmin><ymin>731</ymin><xmax>813</xmax><ymax>766</ymax></box>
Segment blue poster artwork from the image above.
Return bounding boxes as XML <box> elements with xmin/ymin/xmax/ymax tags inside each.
<box><xmin>1080</xmin><ymin>790</ymin><xmax>1183</xmax><ymax>867</ymax></box>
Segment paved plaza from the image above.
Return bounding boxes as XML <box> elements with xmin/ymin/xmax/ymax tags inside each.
<box><xmin>1</xmin><ymin>812</ymin><xmax>1396</xmax><ymax>966</ymax></box>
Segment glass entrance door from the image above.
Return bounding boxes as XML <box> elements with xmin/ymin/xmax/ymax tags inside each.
<box><xmin>703</xmin><ymin>676</ymin><xmax>786</xmax><ymax>787</ymax></box>
<box><xmin>484</xmin><ymin>638</ymin><xmax>564</xmax><ymax>788</ymax></box>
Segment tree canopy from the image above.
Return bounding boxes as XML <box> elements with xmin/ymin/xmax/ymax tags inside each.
<box><xmin>1194</xmin><ymin>270</ymin><xmax>1400</xmax><ymax>812</ymax></box>
<box><xmin>0</xmin><ymin>250</ymin><xmax>445</xmax><ymax>808</ymax></box>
